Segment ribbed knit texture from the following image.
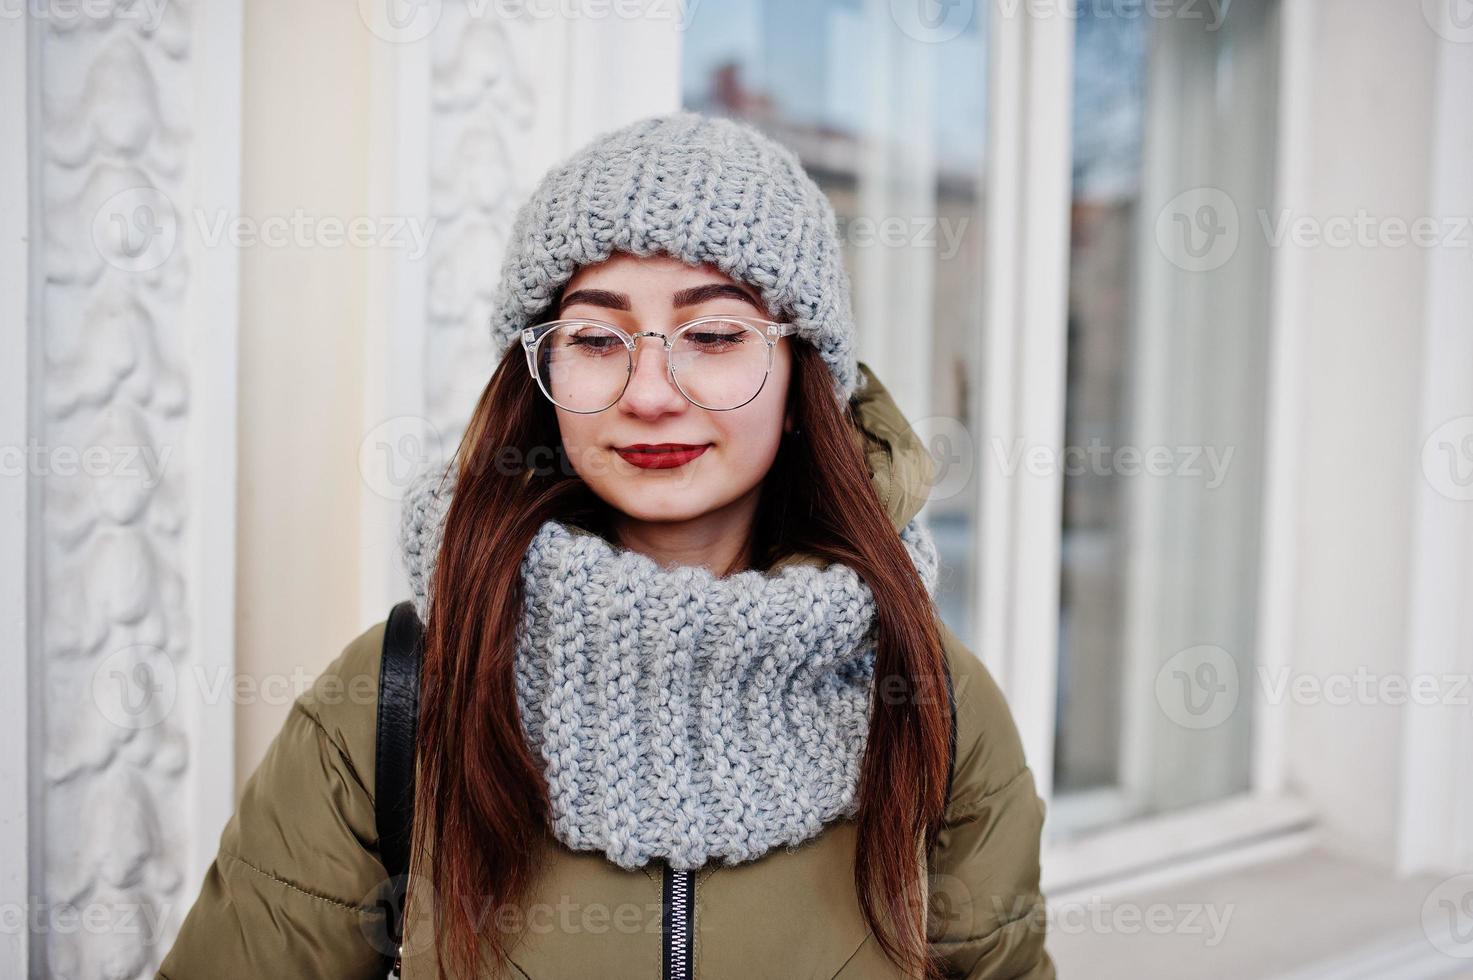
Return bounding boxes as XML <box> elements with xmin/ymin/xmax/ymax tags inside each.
<box><xmin>488</xmin><ymin>110</ymin><xmax>862</xmax><ymax>406</ymax></box>
<box><xmin>398</xmin><ymin>464</ymin><xmax>940</xmax><ymax>870</ymax></box>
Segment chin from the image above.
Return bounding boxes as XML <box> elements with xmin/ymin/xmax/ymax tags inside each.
<box><xmin>605</xmin><ymin>492</ymin><xmax>712</xmax><ymax>525</ymax></box>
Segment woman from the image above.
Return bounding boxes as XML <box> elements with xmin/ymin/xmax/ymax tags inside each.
<box><xmin>159</xmin><ymin>111</ymin><xmax>1053</xmax><ymax>980</ymax></box>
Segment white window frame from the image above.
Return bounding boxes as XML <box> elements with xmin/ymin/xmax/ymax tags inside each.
<box><xmin>1397</xmin><ymin>16</ymin><xmax>1473</xmax><ymax>880</ymax></box>
<box><xmin>0</xmin><ymin>13</ymin><xmax>31</xmax><ymax>977</ymax></box>
<box><xmin>974</xmin><ymin>0</ymin><xmax>1319</xmax><ymax>894</ymax></box>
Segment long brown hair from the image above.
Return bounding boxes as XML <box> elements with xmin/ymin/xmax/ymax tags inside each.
<box><xmin>411</xmin><ymin>331</ymin><xmax>953</xmax><ymax>978</ymax></box>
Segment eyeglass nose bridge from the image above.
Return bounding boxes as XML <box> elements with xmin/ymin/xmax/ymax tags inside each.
<box><xmin>628</xmin><ymin>330</ymin><xmax>670</xmax><ymax>343</ymax></box>
<box><xmin>625</xmin><ymin>329</ymin><xmax>676</xmax><ymax>384</ymax></box>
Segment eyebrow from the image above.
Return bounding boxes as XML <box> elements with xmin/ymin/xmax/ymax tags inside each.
<box><xmin>559</xmin><ymin>282</ymin><xmax>766</xmax><ymax>316</ymax></box>
<box><xmin>671</xmin><ymin>282</ymin><xmax>766</xmax><ymax>313</ymax></box>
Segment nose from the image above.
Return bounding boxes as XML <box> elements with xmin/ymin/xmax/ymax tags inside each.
<box><xmin>618</xmin><ymin>333</ymin><xmax>686</xmax><ymax>417</ymax></box>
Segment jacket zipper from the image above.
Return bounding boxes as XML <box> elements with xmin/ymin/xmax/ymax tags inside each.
<box><xmin>661</xmin><ymin>861</ymin><xmax>695</xmax><ymax>980</ymax></box>
<box><xmin>390</xmin><ymin>876</ymin><xmax>410</xmax><ymax>976</ymax></box>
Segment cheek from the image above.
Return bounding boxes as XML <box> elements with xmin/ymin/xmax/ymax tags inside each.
<box><xmin>707</xmin><ymin>396</ymin><xmax>785</xmax><ymax>476</ymax></box>
<box><xmin>737</xmin><ymin>350</ymin><xmax>789</xmax><ymax>439</ymax></box>
<box><xmin>553</xmin><ymin>414</ymin><xmax>601</xmax><ymax>474</ymax></box>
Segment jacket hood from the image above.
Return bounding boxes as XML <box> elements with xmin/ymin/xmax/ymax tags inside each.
<box><xmin>397</xmin><ymin>360</ymin><xmax>936</xmax><ymax>608</ymax></box>
<box><xmin>842</xmin><ymin>361</ymin><xmax>934</xmax><ymax>532</ymax></box>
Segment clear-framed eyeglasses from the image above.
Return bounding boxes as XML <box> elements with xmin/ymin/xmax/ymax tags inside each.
<box><xmin>521</xmin><ymin>314</ymin><xmax>800</xmax><ymax>413</ymax></box>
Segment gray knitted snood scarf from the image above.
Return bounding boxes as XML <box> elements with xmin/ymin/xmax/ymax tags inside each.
<box><xmin>399</xmin><ymin>464</ymin><xmax>941</xmax><ymax>871</ymax></box>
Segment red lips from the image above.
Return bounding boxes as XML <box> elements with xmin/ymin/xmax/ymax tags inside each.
<box><xmin>615</xmin><ymin>443</ymin><xmax>710</xmax><ymax>469</ymax></box>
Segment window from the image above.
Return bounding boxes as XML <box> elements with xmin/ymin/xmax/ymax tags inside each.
<box><xmin>1053</xmin><ymin>0</ymin><xmax>1281</xmax><ymax>838</ymax></box>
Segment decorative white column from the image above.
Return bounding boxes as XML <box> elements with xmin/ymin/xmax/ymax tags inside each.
<box><xmin>21</xmin><ymin>1</ymin><xmax>242</xmax><ymax>976</ymax></box>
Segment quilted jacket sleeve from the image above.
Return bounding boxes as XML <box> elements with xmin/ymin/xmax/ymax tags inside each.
<box><xmin>156</xmin><ymin>622</ymin><xmax>394</xmax><ymax>980</ymax></box>
<box><xmin>928</xmin><ymin>621</ymin><xmax>1055</xmax><ymax>980</ymax></box>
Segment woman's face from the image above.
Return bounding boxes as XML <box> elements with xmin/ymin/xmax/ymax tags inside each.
<box><xmin>549</xmin><ymin>252</ymin><xmax>794</xmax><ymax>529</ymax></box>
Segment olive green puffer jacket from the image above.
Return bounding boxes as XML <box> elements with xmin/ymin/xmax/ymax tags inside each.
<box><xmin>157</xmin><ymin>363</ymin><xmax>1055</xmax><ymax>980</ymax></box>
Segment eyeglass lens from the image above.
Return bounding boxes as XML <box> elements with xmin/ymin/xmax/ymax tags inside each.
<box><xmin>534</xmin><ymin>320</ymin><xmax>772</xmax><ymax>412</ymax></box>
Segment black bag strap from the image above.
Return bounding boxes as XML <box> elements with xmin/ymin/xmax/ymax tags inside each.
<box><xmin>375</xmin><ymin>599</ymin><xmax>424</xmax><ymax>973</ymax></box>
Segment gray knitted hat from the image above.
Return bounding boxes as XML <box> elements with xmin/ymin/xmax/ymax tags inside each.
<box><xmin>489</xmin><ymin>110</ymin><xmax>862</xmax><ymax>405</ymax></box>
